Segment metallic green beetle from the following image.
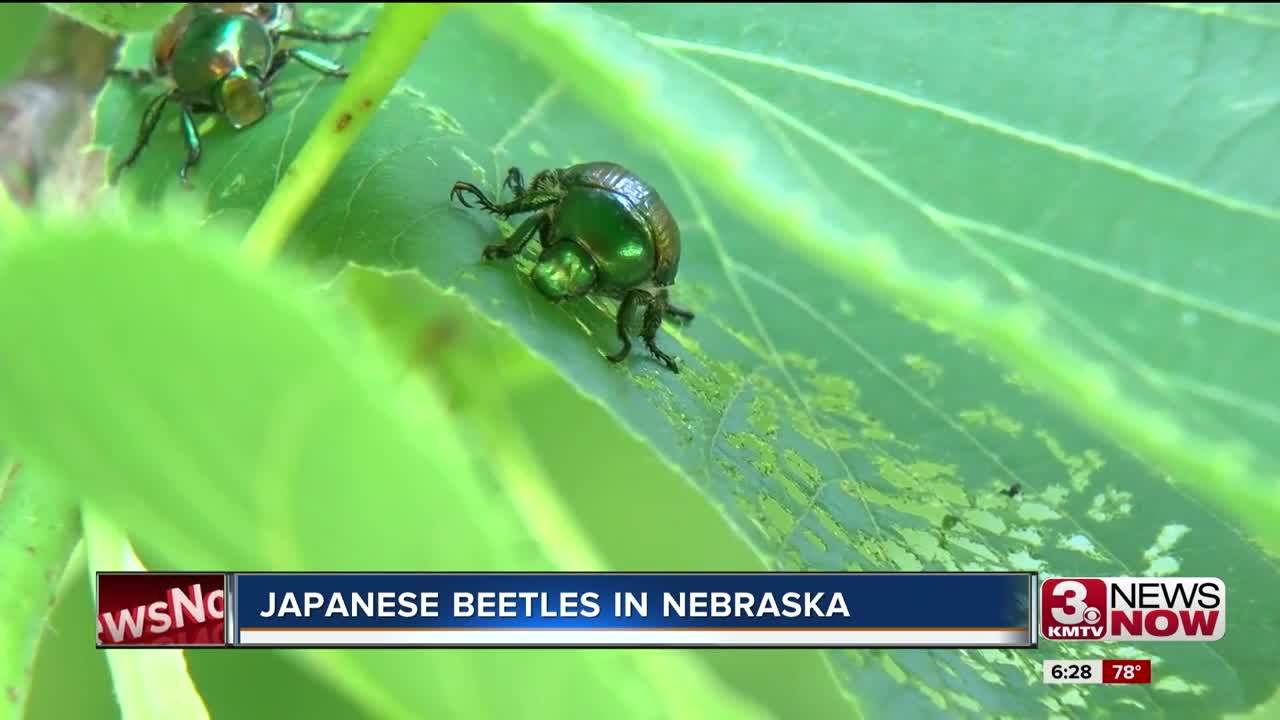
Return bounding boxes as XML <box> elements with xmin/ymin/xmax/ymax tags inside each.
<box><xmin>451</xmin><ymin>162</ymin><xmax>695</xmax><ymax>374</ymax></box>
<box><xmin>110</xmin><ymin>3</ymin><xmax>367</xmax><ymax>184</ymax></box>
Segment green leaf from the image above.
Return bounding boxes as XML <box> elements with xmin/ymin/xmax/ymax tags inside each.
<box><xmin>0</xmin><ymin>217</ymin><xmax>770</xmax><ymax>720</ymax></box>
<box><xmin>0</xmin><ymin>457</ymin><xmax>77</xmax><ymax>719</ymax></box>
<box><xmin>93</xmin><ymin>3</ymin><xmax>1280</xmax><ymax>718</ymax></box>
<box><xmin>332</xmin><ymin>265</ymin><xmax>857</xmax><ymax>720</ymax></box>
<box><xmin>27</xmin><ymin>567</ymin><xmax>372</xmax><ymax>720</ymax></box>
<box><xmin>241</xmin><ymin>3</ymin><xmax>447</xmax><ymax>265</ymax></box>
<box><xmin>82</xmin><ymin>506</ymin><xmax>210</xmax><ymax>720</ymax></box>
<box><xmin>463</xmin><ymin>2</ymin><xmax>1280</xmax><ymax>548</ymax></box>
<box><xmin>0</xmin><ymin>5</ymin><xmax>48</xmax><ymax>84</ymax></box>
<box><xmin>42</xmin><ymin>3</ymin><xmax>182</xmax><ymax>34</ymax></box>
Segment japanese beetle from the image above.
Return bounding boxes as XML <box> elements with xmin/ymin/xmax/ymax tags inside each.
<box><xmin>451</xmin><ymin>162</ymin><xmax>695</xmax><ymax>374</ymax></box>
<box><xmin>109</xmin><ymin>3</ymin><xmax>368</xmax><ymax>184</ymax></box>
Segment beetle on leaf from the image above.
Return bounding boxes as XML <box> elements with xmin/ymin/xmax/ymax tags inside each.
<box><xmin>451</xmin><ymin>162</ymin><xmax>695</xmax><ymax>374</ymax></box>
<box><xmin>109</xmin><ymin>2</ymin><xmax>368</xmax><ymax>185</ymax></box>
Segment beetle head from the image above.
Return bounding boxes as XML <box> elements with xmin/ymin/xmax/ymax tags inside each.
<box><xmin>216</xmin><ymin>68</ymin><xmax>269</xmax><ymax>130</ymax></box>
<box><xmin>532</xmin><ymin>243</ymin><xmax>597</xmax><ymax>300</ymax></box>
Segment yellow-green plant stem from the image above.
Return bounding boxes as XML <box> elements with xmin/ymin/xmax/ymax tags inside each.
<box><xmin>240</xmin><ymin>3</ymin><xmax>449</xmax><ymax>267</ymax></box>
<box><xmin>83</xmin><ymin>504</ymin><xmax>210</xmax><ymax>720</ymax></box>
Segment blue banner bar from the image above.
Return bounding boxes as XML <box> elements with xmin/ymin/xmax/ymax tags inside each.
<box><xmin>231</xmin><ymin>573</ymin><xmax>1036</xmax><ymax>648</ymax></box>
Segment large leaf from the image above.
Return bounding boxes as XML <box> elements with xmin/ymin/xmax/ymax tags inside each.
<box><xmin>42</xmin><ymin>3</ymin><xmax>182</xmax><ymax>34</ymax></box>
<box><xmin>0</xmin><ymin>458</ymin><xmax>77</xmax><ymax>719</ymax></box>
<box><xmin>331</xmin><ymin>265</ymin><xmax>856</xmax><ymax>720</ymax></box>
<box><xmin>0</xmin><ymin>217</ymin><xmax>769</xmax><ymax>720</ymax></box>
<box><xmin>26</xmin><ymin>566</ymin><xmax>373</xmax><ymax>720</ymax></box>
<box><xmin>81</xmin><ymin>507</ymin><xmax>209</xmax><ymax>720</ymax></box>
<box><xmin>93</xmin><ymin>3</ymin><xmax>1280</xmax><ymax>718</ymax></box>
<box><xmin>0</xmin><ymin>4</ymin><xmax>47</xmax><ymax>83</ymax></box>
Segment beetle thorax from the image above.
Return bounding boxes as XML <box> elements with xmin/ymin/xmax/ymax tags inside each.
<box><xmin>532</xmin><ymin>243</ymin><xmax>598</xmax><ymax>300</ymax></box>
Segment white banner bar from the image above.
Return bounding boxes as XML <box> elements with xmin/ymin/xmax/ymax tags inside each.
<box><xmin>236</xmin><ymin>628</ymin><xmax>1028</xmax><ymax>647</ymax></box>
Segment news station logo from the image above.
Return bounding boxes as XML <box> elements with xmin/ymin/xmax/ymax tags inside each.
<box><xmin>96</xmin><ymin>573</ymin><xmax>227</xmax><ymax>647</ymax></box>
<box><xmin>1041</xmin><ymin>577</ymin><xmax>1225</xmax><ymax>642</ymax></box>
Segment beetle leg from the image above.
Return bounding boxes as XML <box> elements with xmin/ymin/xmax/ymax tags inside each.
<box><xmin>290</xmin><ymin>48</ymin><xmax>350</xmax><ymax>77</ymax></box>
<box><xmin>499</xmin><ymin>192</ymin><xmax>560</xmax><ymax>216</ymax></box>
<box><xmin>606</xmin><ymin>289</ymin><xmax>648</xmax><ymax>366</ymax></box>
<box><xmin>268</xmin><ymin>48</ymin><xmax>350</xmax><ymax>82</ymax></box>
<box><xmin>277</xmin><ymin>26</ymin><xmax>370</xmax><ymax>43</ymax></box>
<box><xmin>451</xmin><ymin>180</ymin><xmax>559</xmax><ymax>218</ymax></box>
<box><xmin>503</xmin><ymin>167</ymin><xmax>526</xmax><ymax>199</ymax></box>
<box><xmin>641</xmin><ymin>293</ymin><xmax>680</xmax><ymax>374</ymax></box>
<box><xmin>483</xmin><ymin>213</ymin><xmax>546</xmax><ymax>260</ymax></box>
<box><xmin>527</xmin><ymin>169</ymin><xmax>560</xmax><ymax>194</ymax></box>
<box><xmin>110</xmin><ymin>89</ymin><xmax>175</xmax><ymax>185</ymax></box>
<box><xmin>263</xmin><ymin>48</ymin><xmax>291</xmax><ymax>85</ymax></box>
<box><xmin>177</xmin><ymin>106</ymin><xmax>203</xmax><ymax>186</ymax></box>
<box><xmin>664</xmin><ymin>302</ymin><xmax>695</xmax><ymax>325</ymax></box>
<box><xmin>450</xmin><ymin>181</ymin><xmax>499</xmax><ymax>213</ymax></box>
<box><xmin>536</xmin><ymin>215</ymin><xmax>553</xmax><ymax>248</ymax></box>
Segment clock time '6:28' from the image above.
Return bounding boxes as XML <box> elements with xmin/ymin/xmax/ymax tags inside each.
<box><xmin>1042</xmin><ymin>659</ymin><xmax>1101</xmax><ymax>684</ymax></box>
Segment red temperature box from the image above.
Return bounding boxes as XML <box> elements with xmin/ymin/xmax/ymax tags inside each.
<box><xmin>96</xmin><ymin>573</ymin><xmax>227</xmax><ymax>647</ymax></box>
<box><xmin>1102</xmin><ymin>659</ymin><xmax>1152</xmax><ymax>684</ymax></box>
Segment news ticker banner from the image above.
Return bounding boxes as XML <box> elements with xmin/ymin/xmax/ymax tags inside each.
<box><xmin>97</xmin><ymin>572</ymin><xmax>1036</xmax><ymax>648</ymax></box>
<box><xmin>95</xmin><ymin>572</ymin><xmax>1226</xmax><ymax>649</ymax></box>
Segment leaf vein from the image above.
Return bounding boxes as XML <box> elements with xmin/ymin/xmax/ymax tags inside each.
<box><xmin>940</xmin><ymin>214</ymin><xmax>1280</xmax><ymax>339</ymax></box>
<box><xmin>1146</xmin><ymin>2</ymin><xmax>1280</xmax><ymax>30</ymax></box>
<box><xmin>731</xmin><ymin>262</ymin><xmax>1145</xmax><ymax>580</ymax></box>
<box><xmin>337</xmin><ymin>138</ymin><xmax>449</xmax><ymax>258</ymax></box>
<box><xmin>492</xmin><ymin>81</ymin><xmax>563</xmax><ymax>156</ymax></box>
<box><xmin>641</xmin><ymin>33</ymin><xmax>1280</xmax><ymax>223</ymax></box>
<box><xmin>664</xmin><ymin>160</ymin><xmax>890</xmax><ymax>555</ymax></box>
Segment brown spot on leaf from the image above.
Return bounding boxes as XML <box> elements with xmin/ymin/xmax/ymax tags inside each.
<box><xmin>336</xmin><ymin>111</ymin><xmax>352</xmax><ymax>132</ymax></box>
<box><xmin>25</xmin><ymin>545</ymin><xmax>35</xmax><ymax>556</ymax></box>
<box><xmin>7</xmin><ymin>687</ymin><xmax>17</xmax><ymax>704</ymax></box>
<box><xmin>361</xmin><ymin>98</ymin><xmax>373</xmax><ymax>110</ymax></box>
<box><xmin>415</xmin><ymin>317</ymin><xmax>461</xmax><ymax>364</ymax></box>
